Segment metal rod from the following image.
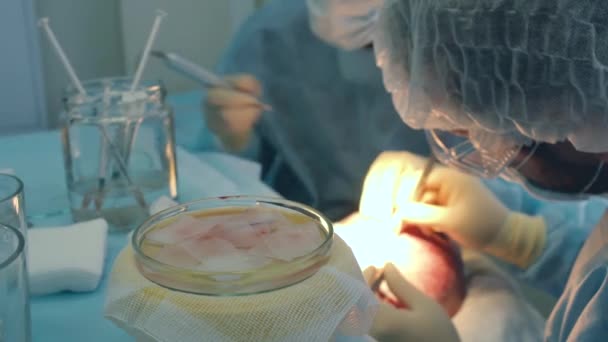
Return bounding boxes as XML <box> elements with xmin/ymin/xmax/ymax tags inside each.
<box><xmin>409</xmin><ymin>155</ymin><xmax>437</xmax><ymax>237</ymax></box>
<box><xmin>412</xmin><ymin>155</ymin><xmax>437</xmax><ymax>202</ymax></box>
<box><xmin>98</xmin><ymin>125</ymin><xmax>148</xmax><ymax>209</ymax></box>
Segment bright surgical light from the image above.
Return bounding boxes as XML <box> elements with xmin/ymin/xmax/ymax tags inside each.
<box><xmin>334</xmin><ymin>214</ymin><xmax>407</xmax><ymax>269</ymax></box>
<box><xmin>359</xmin><ymin>152</ymin><xmax>428</xmax><ymax>222</ymax></box>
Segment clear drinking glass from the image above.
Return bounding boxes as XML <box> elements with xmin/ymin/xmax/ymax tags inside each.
<box><xmin>0</xmin><ymin>174</ymin><xmax>27</xmax><ymax>236</ymax></box>
<box><xmin>0</xmin><ymin>223</ymin><xmax>30</xmax><ymax>342</ymax></box>
<box><xmin>61</xmin><ymin>77</ymin><xmax>179</xmax><ymax>231</ymax></box>
<box><xmin>0</xmin><ymin>174</ymin><xmax>31</xmax><ymax>342</ymax></box>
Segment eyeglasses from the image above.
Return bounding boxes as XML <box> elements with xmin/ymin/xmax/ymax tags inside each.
<box><xmin>426</xmin><ymin>129</ymin><xmax>608</xmax><ymax>199</ymax></box>
<box><xmin>425</xmin><ymin>129</ymin><xmax>534</xmax><ymax>177</ymax></box>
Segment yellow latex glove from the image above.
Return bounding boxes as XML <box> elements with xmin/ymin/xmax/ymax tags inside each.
<box><xmin>360</xmin><ymin>151</ymin><xmax>547</xmax><ymax>269</ymax></box>
<box><xmin>364</xmin><ymin>264</ymin><xmax>460</xmax><ymax>342</ymax></box>
<box><xmin>203</xmin><ymin>74</ymin><xmax>263</xmax><ymax>152</ymax></box>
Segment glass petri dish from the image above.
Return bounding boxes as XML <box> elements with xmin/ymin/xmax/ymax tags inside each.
<box><xmin>132</xmin><ymin>196</ymin><xmax>333</xmax><ymax>296</ymax></box>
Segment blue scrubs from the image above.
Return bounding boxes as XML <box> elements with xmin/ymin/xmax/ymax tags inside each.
<box><xmin>203</xmin><ymin>0</ymin><xmax>430</xmax><ymax>221</ymax></box>
<box><xmin>484</xmin><ymin>178</ymin><xmax>608</xmax><ymax>340</ymax></box>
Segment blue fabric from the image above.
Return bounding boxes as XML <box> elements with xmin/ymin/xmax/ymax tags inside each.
<box><xmin>482</xmin><ymin>178</ymin><xmax>608</xmax><ymax>340</ymax></box>
<box><xmin>0</xmin><ymin>131</ymin><xmax>131</xmax><ymax>341</ymax></box>
<box><xmin>544</xmin><ymin>213</ymin><xmax>608</xmax><ymax>341</ymax></box>
<box><xmin>0</xmin><ymin>125</ymin><xmax>279</xmax><ymax>341</ymax></box>
<box><xmin>482</xmin><ymin>178</ymin><xmax>607</xmax><ymax>297</ymax></box>
<box><xmin>207</xmin><ymin>0</ymin><xmax>430</xmax><ymax>221</ymax></box>
<box><xmin>31</xmin><ymin>233</ymin><xmax>131</xmax><ymax>342</ymax></box>
<box><xmin>5</xmin><ymin>107</ymin><xmax>606</xmax><ymax>341</ymax></box>
<box><xmin>166</xmin><ymin>90</ymin><xmax>214</xmax><ymax>153</ymax></box>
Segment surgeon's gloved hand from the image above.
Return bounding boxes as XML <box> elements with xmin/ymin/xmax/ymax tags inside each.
<box><xmin>385</xmin><ymin>152</ymin><xmax>546</xmax><ymax>269</ymax></box>
<box><xmin>203</xmin><ymin>74</ymin><xmax>263</xmax><ymax>152</ymax></box>
<box><xmin>364</xmin><ymin>264</ymin><xmax>460</xmax><ymax>342</ymax></box>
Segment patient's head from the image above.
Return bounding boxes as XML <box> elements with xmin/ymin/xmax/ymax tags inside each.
<box><xmin>376</xmin><ymin>224</ymin><xmax>466</xmax><ymax>317</ymax></box>
<box><xmin>336</xmin><ymin>215</ymin><xmax>466</xmax><ymax>316</ymax></box>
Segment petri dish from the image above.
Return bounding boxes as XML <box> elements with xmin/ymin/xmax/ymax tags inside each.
<box><xmin>132</xmin><ymin>196</ymin><xmax>333</xmax><ymax>296</ymax></box>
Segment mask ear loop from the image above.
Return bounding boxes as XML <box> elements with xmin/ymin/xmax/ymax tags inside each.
<box><xmin>580</xmin><ymin>161</ymin><xmax>605</xmax><ymax>194</ymax></box>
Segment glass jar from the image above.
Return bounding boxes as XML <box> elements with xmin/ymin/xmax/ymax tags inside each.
<box><xmin>61</xmin><ymin>77</ymin><xmax>178</xmax><ymax>231</ymax></box>
<box><xmin>132</xmin><ymin>196</ymin><xmax>333</xmax><ymax>295</ymax></box>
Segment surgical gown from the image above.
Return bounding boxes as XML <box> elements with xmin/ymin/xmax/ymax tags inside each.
<box><xmin>204</xmin><ymin>0</ymin><xmax>430</xmax><ymax>221</ymax></box>
<box><xmin>483</xmin><ymin>178</ymin><xmax>608</xmax><ymax>340</ymax></box>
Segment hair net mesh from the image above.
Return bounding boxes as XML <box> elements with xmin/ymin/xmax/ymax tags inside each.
<box><xmin>374</xmin><ymin>0</ymin><xmax>608</xmax><ymax>153</ymax></box>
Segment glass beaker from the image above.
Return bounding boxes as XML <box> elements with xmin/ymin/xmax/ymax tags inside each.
<box><xmin>61</xmin><ymin>77</ymin><xmax>178</xmax><ymax>231</ymax></box>
<box><xmin>0</xmin><ymin>223</ymin><xmax>30</xmax><ymax>342</ymax></box>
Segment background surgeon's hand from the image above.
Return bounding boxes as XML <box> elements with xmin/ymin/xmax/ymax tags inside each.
<box><xmin>364</xmin><ymin>264</ymin><xmax>460</xmax><ymax>342</ymax></box>
<box><xmin>203</xmin><ymin>74</ymin><xmax>263</xmax><ymax>152</ymax></box>
<box><xmin>379</xmin><ymin>152</ymin><xmax>546</xmax><ymax>269</ymax></box>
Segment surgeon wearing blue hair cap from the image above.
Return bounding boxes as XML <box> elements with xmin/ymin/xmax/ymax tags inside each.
<box><xmin>314</xmin><ymin>0</ymin><xmax>608</xmax><ymax>341</ymax></box>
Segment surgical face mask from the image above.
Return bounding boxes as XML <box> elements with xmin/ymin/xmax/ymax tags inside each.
<box><xmin>427</xmin><ymin>130</ymin><xmax>608</xmax><ymax>200</ymax></box>
<box><xmin>306</xmin><ymin>0</ymin><xmax>382</xmax><ymax>50</ymax></box>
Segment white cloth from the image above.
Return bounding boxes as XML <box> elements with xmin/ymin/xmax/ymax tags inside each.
<box><xmin>105</xmin><ymin>237</ymin><xmax>377</xmax><ymax>342</ymax></box>
<box><xmin>453</xmin><ymin>251</ymin><xmax>545</xmax><ymax>342</ymax></box>
<box><xmin>177</xmin><ymin>148</ymin><xmax>241</xmax><ymax>197</ymax></box>
<box><xmin>149</xmin><ymin>149</ymin><xmax>279</xmax><ymax>215</ymax></box>
<box><xmin>107</xmin><ymin>183</ymin><xmax>376</xmax><ymax>341</ymax></box>
<box><xmin>176</xmin><ymin>148</ymin><xmax>280</xmax><ymax>200</ymax></box>
<box><xmin>28</xmin><ymin>219</ymin><xmax>108</xmax><ymax>296</ymax></box>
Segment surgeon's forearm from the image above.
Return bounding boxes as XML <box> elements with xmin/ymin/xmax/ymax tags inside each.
<box><xmin>481</xmin><ymin>178</ymin><xmax>604</xmax><ymax>297</ymax></box>
<box><xmin>511</xmin><ymin>212</ymin><xmax>591</xmax><ymax>297</ymax></box>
